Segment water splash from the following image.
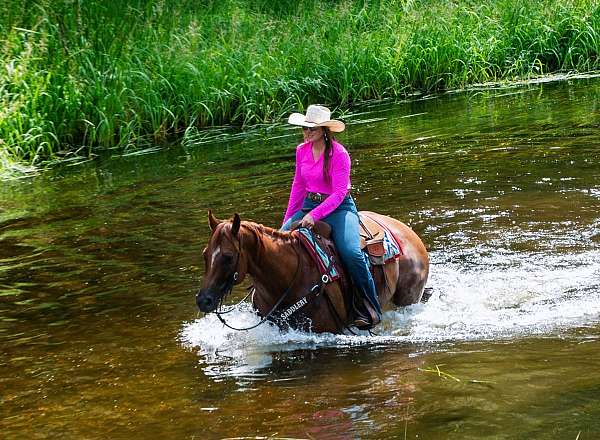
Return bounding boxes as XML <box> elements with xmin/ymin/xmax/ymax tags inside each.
<box><xmin>181</xmin><ymin>247</ymin><xmax>600</xmax><ymax>378</ymax></box>
<box><xmin>395</xmin><ymin>249</ymin><xmax>600</xmax><ymax>342</ymax></box>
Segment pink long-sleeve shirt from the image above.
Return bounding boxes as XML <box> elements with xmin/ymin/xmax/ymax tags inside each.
<box><xmin>283</xmin><ymin>140</ymin><xmax>351</xmax><ymax>224</ymax></box>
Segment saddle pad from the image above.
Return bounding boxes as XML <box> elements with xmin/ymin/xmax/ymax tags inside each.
<box><xmin>376</xmin><ymin>230</ymin><xmax>402</xmax><ymax>263</ymax></box>
<box><xmin>294</xmin><ymin>228</ymin><xmax>340</xmax><ymax>281</ymax></box>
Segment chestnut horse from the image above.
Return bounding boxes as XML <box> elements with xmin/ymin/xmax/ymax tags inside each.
<box><xmin>196</xmin><ymin>211</ymin><xmax>429</xmax><ymax>334</ymax></box>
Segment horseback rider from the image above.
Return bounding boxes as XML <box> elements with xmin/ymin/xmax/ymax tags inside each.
<box><xmin>280</xmin><ymin>104</ymin><xmax>382</xmax><ymax>329</ymax></box>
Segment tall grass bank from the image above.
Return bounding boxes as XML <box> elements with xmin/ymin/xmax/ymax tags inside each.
<box><xmin>1</xmin><ymin>0</ymin><xmax>598</xmax><ymax>165</ymax></box>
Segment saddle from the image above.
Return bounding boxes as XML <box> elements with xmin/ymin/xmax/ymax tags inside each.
<box><xmin>291</xmin><ymin>212</ymin><xmax>403</xmax><ymax>328</ymax></box>
<box><xmin>359</xmin><ymin>212</ymin><xmax>404</xmax><ymax>265</ymax></box>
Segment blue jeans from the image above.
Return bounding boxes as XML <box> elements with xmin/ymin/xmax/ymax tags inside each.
<box><xmin>281</xmin><ymin>196</ymin><xmax>382</xmax><ymax>315</ymax></box>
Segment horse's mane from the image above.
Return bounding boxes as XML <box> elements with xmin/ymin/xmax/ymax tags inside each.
<box><xmin>240</xmin><ymin>220</ymin><xmax>294</xmax><ymax>242</ymax></box>
<box><xmin>232</xmin><ymin>220</ymin><xmax>297</xmax><ymax>264</ymax></box>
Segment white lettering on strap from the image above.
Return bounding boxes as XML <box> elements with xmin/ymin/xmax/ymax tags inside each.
<box><xmin>280</xmin><ymin>296</ymin><xmax>309</xmax><ymax>321</ymax></box>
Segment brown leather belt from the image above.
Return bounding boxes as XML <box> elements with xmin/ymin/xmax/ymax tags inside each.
<box><xmin>307</xmin><ymin>192</ymin><xmax>329</xmax><ymax>203</ymax></box>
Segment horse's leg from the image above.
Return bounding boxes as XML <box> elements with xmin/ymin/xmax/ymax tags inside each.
<box><xmin>391</xmin><ymin>256</ymin><xmax>427</xmax><ymax>306</ymax></box>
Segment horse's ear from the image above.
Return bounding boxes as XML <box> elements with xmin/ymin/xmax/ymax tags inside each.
<box><xmin>231</xmin><ymin>213</ymin><xmax>241</xmax><ymax>237</ymax></box>
<box><xmin>208</xmin><ymin>210</ymin><xmax>221</xmax><ymax>231</ymax></box>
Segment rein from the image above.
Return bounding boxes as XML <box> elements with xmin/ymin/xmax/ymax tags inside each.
<box><xmin>214</xmin><ymin>253</ymin><xmax>303</xmax><ymax>331</ymax></box>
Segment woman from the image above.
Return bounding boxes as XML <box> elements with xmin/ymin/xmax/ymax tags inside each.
<box><xmin>281</xmin><ymin>104</ymin><xmax>382</xmax><ymax>329</ymax></box>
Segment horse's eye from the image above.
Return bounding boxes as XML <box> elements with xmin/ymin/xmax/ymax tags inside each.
<box><xmin>220</xmin><ymin>254</ymin><xmax>234</xmax><ymax>264</ymax></box>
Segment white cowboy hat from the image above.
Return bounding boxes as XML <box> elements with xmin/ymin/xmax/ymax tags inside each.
<box><xmin>288</xmin><ymin>105</ymin><xmax>345</xmax><ymax>132</ymax></box>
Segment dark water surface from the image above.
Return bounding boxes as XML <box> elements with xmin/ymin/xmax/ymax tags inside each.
<box><xmin>1</xmin><ymin>75</ymin><xmax>599</xmax><ymax>439</ymax></box>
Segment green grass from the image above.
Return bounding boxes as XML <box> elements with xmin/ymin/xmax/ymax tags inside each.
<box><xmin>1</xmin><ymin>0</ymin><xmax>599</xmax><ymax>165</ymax></box>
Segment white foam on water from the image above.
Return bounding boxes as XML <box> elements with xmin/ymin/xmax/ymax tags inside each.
<box><xmin>180</xmin><ymin>247</ymin><xmax>600</xmax><ymax>378</ymax></box>
<box><xmin>390</xmin><ymin>249</ymin><xmax>600</xmax><ymax>342</ymax></box>
<box><xmin>180</xmin><ymin>303</ymin><xmax>381</xmax><ymax>379</ymax></box>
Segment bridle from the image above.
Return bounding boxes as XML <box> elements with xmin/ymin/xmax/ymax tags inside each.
<box><xmin>207</xmin><ymin>226</ymin><xmax>243</xmax><ymax>314</ymax></box>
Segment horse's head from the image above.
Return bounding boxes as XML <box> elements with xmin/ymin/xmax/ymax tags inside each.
<box><xmin>196</xmin><ymin>211</ymin><xmax>248</xmax><ymax>313</ymax></box>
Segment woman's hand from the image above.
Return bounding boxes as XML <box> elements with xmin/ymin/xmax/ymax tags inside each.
<box><xmin>300</xmin><ymin>213</ymin><xmax>315</xmax><ymax>229</ymax></box>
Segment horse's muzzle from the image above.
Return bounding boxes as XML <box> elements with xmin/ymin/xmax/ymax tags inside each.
<box><xmin>196</xmin><ymin>288</ymin><xmax>217</xmax><ymax>313</ymax></box>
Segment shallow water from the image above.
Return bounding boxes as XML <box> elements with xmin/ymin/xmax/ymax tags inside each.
<box><xmin>1</xmin><ymin>75</ymin><xmax>600</xmax><ymax>439</ymax></box>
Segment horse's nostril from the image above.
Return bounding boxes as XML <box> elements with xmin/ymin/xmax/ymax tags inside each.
<box><xmin>196</xmin><ymin>291</ymin><xmax>215</xmax><ymax>312</ymax></box>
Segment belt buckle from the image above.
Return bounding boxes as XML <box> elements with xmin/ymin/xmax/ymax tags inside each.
<box><xmin>311</xmin><ymin>192</ymin><xmax>322</xmax><ymax>202</ymax></box>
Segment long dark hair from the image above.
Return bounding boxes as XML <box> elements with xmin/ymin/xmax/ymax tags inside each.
<box><xmin>323</xmin><ymin>127</ymin><xmax>334</xmax><ymax>183</ymax></box>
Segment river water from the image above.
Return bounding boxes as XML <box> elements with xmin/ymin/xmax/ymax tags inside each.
<box><xmin>1</xmin><ymin>75</ymin><xmax>599</xmax><ymax>439</ymax></box>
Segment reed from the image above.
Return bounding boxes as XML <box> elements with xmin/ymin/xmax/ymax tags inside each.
<box><xmin>1</xmin><ymin>0</ymin><xmax>598</xmax><ymax>165</ymax></box>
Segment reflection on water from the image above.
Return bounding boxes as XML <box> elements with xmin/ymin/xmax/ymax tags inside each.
<box><xmin>1</xmin><ymin>75</ymin><xmax>600</xmax><ymax>438</ymax></box>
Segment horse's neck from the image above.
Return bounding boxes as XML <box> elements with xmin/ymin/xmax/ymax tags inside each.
<box><xmin>243</xmin><ymin>227</ymin><xmax>301</xmax><ymax>299</ymax></box>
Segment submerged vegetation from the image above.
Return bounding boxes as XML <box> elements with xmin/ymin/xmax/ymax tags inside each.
<box><xmin>1</xmin><ymin>0</ymin><xmax>599</xmax><ymax>165</ymax></box>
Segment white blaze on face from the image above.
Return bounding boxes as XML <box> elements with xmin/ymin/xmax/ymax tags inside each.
<box><xmin>211</xmin><ymin>246</ymin><xmax>221</xmax><ymax>266</ymax></box>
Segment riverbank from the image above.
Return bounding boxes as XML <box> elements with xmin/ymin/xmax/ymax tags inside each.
<box><xmin>1</xmin><ymin>0</ymin><xmax>598</xmax><ymax>166</ymax></box>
